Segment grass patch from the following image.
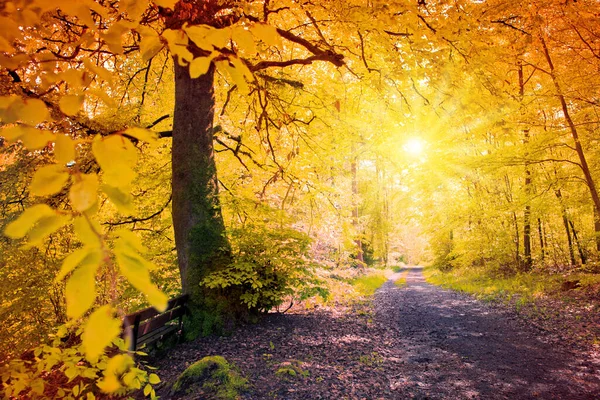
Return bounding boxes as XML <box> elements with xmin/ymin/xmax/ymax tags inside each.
<box><xmin>424</xmin><ymin>265</ymin><xmax>600</xmax><ymax>304</ymax></box>
<box><xmin>171</xmin><ymin>355</ymin><xmax>247</xmax><ymax>399</ymax></box>
<box><xmin>351</xmin><ymin>272</ymin><xmax>388</xmax><ymax>297</ymax></box>
<box><xmin>393</xmin><ymin>277</ymin><xmax>407</xmax><ymax>287</ymax></box>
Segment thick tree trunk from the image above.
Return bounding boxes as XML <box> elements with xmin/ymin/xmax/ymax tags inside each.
<box><xmin>171</xmin><ymin>63</ymin><xmax>231</xmax><ymax>300</ymax></box>
<box><xmin>541</xmin><ymin>37</ymin><xmax>600</xmax><ymax>219</ymax></box>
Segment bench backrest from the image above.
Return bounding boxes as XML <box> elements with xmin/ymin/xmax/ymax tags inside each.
<box><xmin>123</xmin><ymin>294</ymin><xmax>189</xmax><ymax>350</ymax></box>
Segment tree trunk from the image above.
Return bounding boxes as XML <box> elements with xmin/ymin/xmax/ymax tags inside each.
<box><xmin>556</xmin><ymin>190</ymin><xmax>576</xmax><ymax>266</ymax></box>
<box><xmin>171</xmin><ymin>63</ymin><xmax>231</xmax><ymax>301</ymax></box>
<box><xmin>594</xmin><ymin>207</ymin><xmax>600</xmax><ymax>253</ymax></box>
<box><xmin>519</xmin><ymin>63</ymin><xmax>532</xmax><ymax>271</ymax></box>
<box><xmin>569</xmin><ymin>220</ymin><xmax>587</xmax><ymax>265</ymax></box>
<box><xmin>541</xmin><ymin>36</ymin><xmax>600</xmax><ymax>219</ymax></box>
<box><xmin>538</xmin><ymin>218</ymin><xmax>545</xmax><ymax>262</ymax></box>
<box><xmin>351</xmin><ymin>151</ymin><xmax>364</xmax><ymax>266</ymax></box>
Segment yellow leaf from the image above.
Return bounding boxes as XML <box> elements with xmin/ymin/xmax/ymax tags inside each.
<box><xmin>55</xmin><ymin>247</ymin><xmax>100</xmax><ymax>282</ymax></box>
<box><xmin>143</xmin><ymin>384</ymin><xmax>152</xmax><ymax>396</ymax></box>
<box><xmin>205</xmin><ymin>27</ymin><xmax>231</xmax><ymax>48</ymax></box>
<box><xmin>83</xmin><ymin>60</ymin><xmax>114</xmax><ymax>85</ymax></box>
<box><xmin>251</xmin><ymin>23</ymin><xmax>281</xmax><ymax>47</ymax></box>
<box><xmin>102</xmin><ymin>184</ymin><xmax>134</xmax><ymax>215</ymax></box>
<box><xmin>73</xmin><ymin>216</ymin><xmax>102</xmax><ymax>247</ymax></box>
<box><xmin>153</xmin><ymin>0</ymin><xmax>177</xmax><ymax>9</ymax></box>
<box><xmin>97</xmin><ymin>374</ymin><xmax>121</xmax><ymax>393</ymax></box>
<box><xmin>18</xmin><ymin>99</ymin><xmax>50</xmax><ymax>125</ymax></box>
<box><xmin>116</xmin><ymin>229</ymin><xmax>147</xmax><ymax>253</ymax></box>
<box><xmin>87</xmin><ymin>89</ymin><xmax>117</xmax><ymax>108</ymax></box>
<box><xmin>4</xmin><ymin>204</ymin><xmax>55</xmax><ymax>239</ymax></box>
<box><xmin>115</xmin><ymin>239</ymin><xmax>167</xmax><ymax>311</ymax></box>
<box><xmin>29</xmin><ymin>164</ymin><xmax>70</xmax><ymax>197</ymax></box>
<box><xmin>86</xmin><ymin>392</ymin><xmax>96</xmax><ymax>400</ymax></box>
<box><xmin>148</xmin><ymin>373</ymin><xmax>160</xmax><ymax>384</ymax></box>
<box><xmin>184</xmin><ymin>25</ymin><xmax>214</xmax><ymax>51</ymax></box>
<box><xmin>20</xmin><ymin>129</ymin><xmax>55</xmax><ymax>150</ymax></box>
<box><xmin>83</xmin><ymin>306</ymin><xmax>121</xmax><ymax>363</ymax></box>
<box><xmin>139</xmin><ymin>35</ymin><xmax>164</xmax><ymax>62</ymax></box>
<box><xmin>59</xmin><ymin>69</ymin><xmax>85</xmax><ymax>88</ymax></box>
<box><xmin>100</xmin><ymin>354</ymin><xmax>134</xmax><ymax>392</ymax></box>
<box><xmin>189</xmin><ymin>56</ymin><xmax>213</xmax><ymax>79</ymax></box>
<box><xmin>92</xmin><ymin>135</ymin><xmax>137</xmax><ymax>189</ymax></box>
<box><xmin>59</xmin><ymin>94</ymin><xmax>85</xmax><ymax>116</ymax></box>
<box><xmin>65</xmin><ymin>252</ymin><xmax>101</xmax><ymax>319</ymax></box>
<box><xmin>121</xmin><ymin>0</ymin><xmax>148</xmax><ymax>22</ymax></box>
<box><xmin>163</xmin><ymin>29</ymin><xmax>193</xmax><ymax>66</ymax></box>
<box><xmin>232</xmin><ymin>26</ymin><xmax>256</xmax><ymax>54</ymax></box>
<box><xmin>69</xmin><ymin>173</ymin><xmax>99</xmax><ymax>212</ymax></box>
<box><xmin>123</xmin><ymin>127</ymin><xmax>158</xmax><ymax>143</ymax></box>
<box><xmin>0</xmin><ymin>125</ymin><xmax>29</xmax><ymax>141</ymax></box>
<box><xmin>24</xmin><ymin>214</ymin><xmax>70</xmax><ymax>248</ymax></box>
<box><xmin>216</xmin><ymin>59</ymin><xmax>250</xmax><ymax>94</ymax></box>
<box><xmin>54</xmin><ymin>134</ymin><xmax>76</xmax><ymax>164</ymax></box>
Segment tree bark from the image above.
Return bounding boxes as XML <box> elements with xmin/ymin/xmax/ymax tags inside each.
<box><xmin>569</xmin><ymin>220</ymin><xmax>587</xmax><ymax>265</ymax></box>
<box><xmin>351</xmin><ymin>153</ymin><xmax>364</xmax><ymax>266</ymax></box>
<box><xmin>538</xmin><ymin>218</ymin><xmax>545</xmax><ymax>262</ymax></box>
<box><xmin>171</xmin><ymin>63</ymin><xmax>231</xmax><ymax>300</ymax></box>
<box><xmin>540</xmin><ymin>36</ymin><xmax>600</xmax><ymax>219</ymax></box>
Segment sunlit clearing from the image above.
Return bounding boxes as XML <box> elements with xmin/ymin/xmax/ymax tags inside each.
<box><xmin>404</xmin><ymin>138</ymin><xmax>425</xmax><ymax>156</ymax></box>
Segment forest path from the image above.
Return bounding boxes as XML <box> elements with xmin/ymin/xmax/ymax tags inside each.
<box><xmin>375</xmin><ymin>266</ymin><xmax>600</xmax><ymax>399</ymax></box>
<box><xmin>156</xmin><ymin>266</ymin><xmax>600</xmax><ymax>399</ymax></box>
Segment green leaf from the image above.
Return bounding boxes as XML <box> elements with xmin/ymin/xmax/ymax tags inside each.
<box><xmin>4</xmin><ymin>204</ymin><xmax>55</xmax><ymax>238</ymax></box>
<box><xmin>102</xmin><ymin>184</ymin><xmax>134</xmax><ymax>215</ymax></box>
<box><xmin>65</xmin><ymin>251</ymin><xmax>101</xmax><ymax>319</ymax></box>
<box><xmin>83</xmin><ymin>305</ymin><xmax>121</xmax><ymax>363</ymax></box>
<box><xmin>59</xmin><ymin>94</ymin><xmax>85</xmax><ymax>116</ymax></box>
<box><xmin>69</xmin><ymin>173</ymin><xmax>99</xmax><ymax>212</ymax></box>
<box><xmin>54</xmin><ymin>134</ymin><xmax>76</xmax><ymax>164</ymax></box>
<box><xmin>139</xmin><ymin>35</ymin><xmax>163</xmax><ymax>62</ymax></box>
<box><xmin>29</xmin><ymin>164</ymin><xmax>70</xmax><ymax>196</ymax></box>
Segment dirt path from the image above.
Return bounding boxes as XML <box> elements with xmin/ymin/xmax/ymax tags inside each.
<box><xmin>155</xmin><ymin>266</ymin><xmax>600</xmax><ymax>399</ymax></box>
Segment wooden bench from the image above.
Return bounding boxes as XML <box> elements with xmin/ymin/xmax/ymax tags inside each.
<box><xmin>123</xmin><ymin>294</ymin><xmax>189</xmax><ymax>351</ymax></box>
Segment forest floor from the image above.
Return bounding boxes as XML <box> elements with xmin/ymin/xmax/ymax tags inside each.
<box><xmin>154</xmin><ymin>266</ymin><xmax>600</xmax><ymax>399</ymax></box>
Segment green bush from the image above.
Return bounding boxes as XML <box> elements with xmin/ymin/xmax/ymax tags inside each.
<box><xmin>201</xmin><ymin>225</ymin><xmax>328</xmax><ymax>313</ymax></box>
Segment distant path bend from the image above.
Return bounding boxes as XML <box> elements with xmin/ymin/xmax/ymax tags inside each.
<box><xmin>375</xmin><ymin>266</ymin><xmax>600</xmax><ymax>399</ymax></box>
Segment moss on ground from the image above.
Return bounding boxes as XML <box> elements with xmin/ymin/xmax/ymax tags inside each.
<box><xmin>171</xmin><ymin>355</ymin><xmax>247</xmax><ymax>399</ymax></box>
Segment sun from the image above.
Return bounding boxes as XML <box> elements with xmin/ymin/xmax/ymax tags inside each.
<box><xmin>404</xmin><ymin>138</ymin><xmax>425</xmax><ymax>156</ymax></box>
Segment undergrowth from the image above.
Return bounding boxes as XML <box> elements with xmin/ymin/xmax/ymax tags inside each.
<box><xmin>424</xmin><ymin>266</ymin><xmax>600</xmax><ymax>304</ymax></box>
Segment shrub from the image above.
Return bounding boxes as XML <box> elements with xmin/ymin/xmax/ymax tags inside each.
<box><xmin>201</xmin><ymin>225</ymin><xmax>328</xmax><ymax>313</ymax></box>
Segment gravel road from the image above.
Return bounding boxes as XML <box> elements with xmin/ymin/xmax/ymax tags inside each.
<box><xmin>374</xmin><ymin>266</ymin><xmax>600</xmax><ymax>399</ymax></box>
<box><xmin>156</xmin><ymin>266</ymin><xmax>600</xmax><ymax>399</ymax></box>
